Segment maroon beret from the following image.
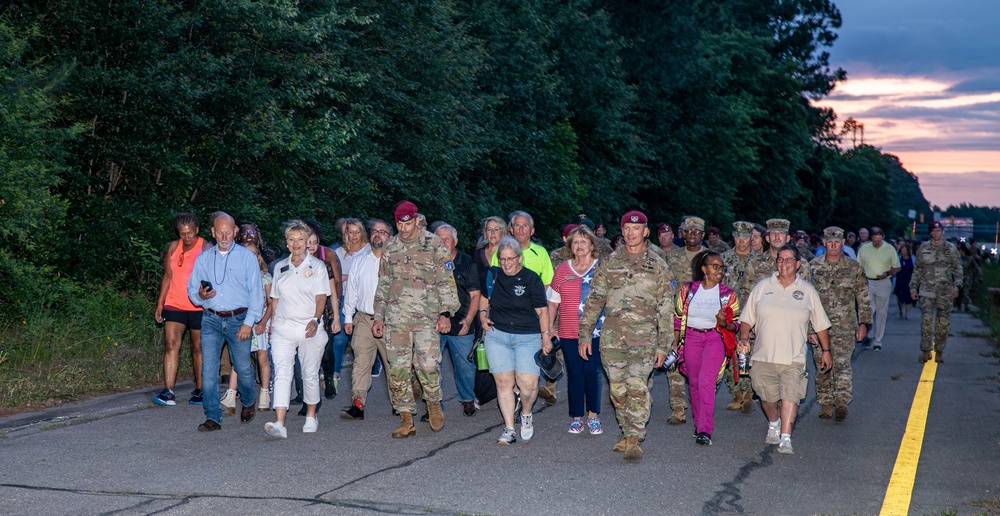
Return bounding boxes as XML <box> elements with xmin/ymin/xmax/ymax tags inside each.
<box><xmin>657</xmin><ymin>223</ymin><xmax>672</xmax><ymax>235</ymax></box>
<box><xmin>561</xmin><ymin>224</ymin><xmax>578</xmax><ymax>238</ymax></box>
<box><xmin>929</xmin><ymin>221</ymin><xmax>943</xmax><ymax>230</ymax></box>
<box><xmin>621</xmin><ymin>210</ymin><xmax>648</xmax><ymax>228</ymax></box>
<box><xmin>394</xmin><ymin>201</ymin><xmax>418</xmax><ymax>223</ymax></box>
<box><xmin>707</xmin><ymin>227</ymin><xmax>719</xmax><ymax>236</ymax></box>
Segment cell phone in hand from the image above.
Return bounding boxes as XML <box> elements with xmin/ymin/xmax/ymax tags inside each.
<box><xmin>201</xmin><ymin>280</ymin><xmax>214</xmax><ymax>291</ymax></box>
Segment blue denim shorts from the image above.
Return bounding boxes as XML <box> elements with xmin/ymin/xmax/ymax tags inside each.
<box><xmin>484</xmin><ymin>328</ymin><xmax>541</xmax><ymax>376</ymax></box>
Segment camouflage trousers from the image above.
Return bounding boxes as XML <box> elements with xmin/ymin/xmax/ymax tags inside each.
<box><xmin>666</xmin><ymin>368</ymin><xmax>688</xmax><ymax>410</ymax></box>
<box><xmin>384</xmin><ymin>324</ymin><xmax>442</xmax><ymax>413</ymax></box>
<box><xmin>725</xmin><ymin>339</ymin><xmax>753</xmax><ymax>394</ymax></box>
<box><xmin>920</xmin><ymin>295</ymin><xmax>953</xmax><ymax>352</ymax></box>
<box><xmin>811</xmin><ymin>326</ymin><xmax>855</xmax><ymax>405</ymax></box>
<box><xmin>601</xmin><ymin>335</ymin><xmax>656</xmax><ymax>439</ymax></box>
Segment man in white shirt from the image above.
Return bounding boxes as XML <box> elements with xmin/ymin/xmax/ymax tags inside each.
<box><xmin>857</xmin><ymin>227</ymin><xmax>900</xmax><ymax>350</ymax></box>
<box><xmin>340</xmin><ymin>219</ymin><xmax>393</xmax><ymax>420</ymax></box>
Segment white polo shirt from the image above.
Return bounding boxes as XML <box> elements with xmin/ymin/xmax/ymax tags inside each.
<box><xmin>270</xmin><ymin>254</ymin><xmax>331</xmax><ymax>329</ymax></box>
<box><xmin>343</xmin><ymin>249</ymin><xmax>380</xmax><ymax>324</ymax></box>
<box><xmin>742</xmin><ymin>273</ymin><xmax>831</xmax><ymax>365</ymax></box>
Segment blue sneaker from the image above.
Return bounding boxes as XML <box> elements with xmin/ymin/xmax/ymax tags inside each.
<box><xmin>587</xmin><ymin>417</ymin><xmax>603</xmax><ymax>435</ymax></box>
<box><xmin>153</xmin><ymin>389</ymin><xmax>176</xmax><ymax>406</ymax></box>
<box><xmin>189</xmin><ymin>388</ymin><xmax>204</xmax><ymax>405</ymax></box>
<box><xmin>568</xmin><ymin>419</ymin><xmax>584</xmax><ymax>434</ymax></box>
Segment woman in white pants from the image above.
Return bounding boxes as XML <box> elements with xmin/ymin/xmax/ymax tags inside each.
<box><xmin>264</xmin><ymin>220</ymin><xmax>337</xmax><ymax>438</ymax></box>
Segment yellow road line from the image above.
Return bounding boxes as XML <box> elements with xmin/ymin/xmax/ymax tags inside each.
<box><xmin>880</xmin><ymin>357</ymin><xmax>938</xmax><ymax>516</ymax></box>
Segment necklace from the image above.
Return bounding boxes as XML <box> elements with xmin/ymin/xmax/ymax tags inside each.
<box><xmin>213</xmin><ymin>246</ymin><xmax>233</xmax><ymax>285</ymax></box>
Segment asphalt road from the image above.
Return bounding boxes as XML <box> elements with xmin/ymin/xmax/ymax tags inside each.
<box><xmin>2</xmin><ymin>302</ymin><xmax>999</xmax><ymax>515</ymax></box>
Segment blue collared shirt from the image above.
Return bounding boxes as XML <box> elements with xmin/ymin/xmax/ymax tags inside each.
<box><xmin>187</xmin><ymin>244</ymin><xmax>265</xmax><ymax>324</ymax></box>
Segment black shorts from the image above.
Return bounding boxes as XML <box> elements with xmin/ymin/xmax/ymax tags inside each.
<box><xmin>162</xmin><ymin>309</ymin><xmax>204</xmax><ymax>330</ymax></box>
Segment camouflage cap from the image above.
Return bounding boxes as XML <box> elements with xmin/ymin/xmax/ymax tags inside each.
<box><xmin>732</xmin><ymin>221</ymin><xmax>754</xmax><ymax>238</ymax></box>
<box><xmin>822</xmin><ymin>226</ymin><xmax>845</xmax><ymax>242</ymax></box>
<box><xmin>766</xmin><ymin>218</ymin><xmax>791</xmax><ymax>234</ymax></box>
<box><xmin>683</xmin><ymin>216</ymin><xmax>706</xmax><ymax>231</ymax></box>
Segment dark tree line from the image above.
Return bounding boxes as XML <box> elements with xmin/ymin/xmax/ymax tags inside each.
<box><xmin>1</xmin><ymin>0</ymin><xmax>933</xmax><ymax>315</ymax></box>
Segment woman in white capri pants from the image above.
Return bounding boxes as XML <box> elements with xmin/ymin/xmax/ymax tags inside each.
<box><xmin>264</xmin><ymin>220</ymin><xmax>337</xmax><ymax>438</ymax></box>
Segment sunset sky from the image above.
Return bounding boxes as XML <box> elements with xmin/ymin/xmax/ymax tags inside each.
<box><xmin>819</xmin><ymin>0</ymin><xmax>1000</xmax><ymax>209</ymax></box>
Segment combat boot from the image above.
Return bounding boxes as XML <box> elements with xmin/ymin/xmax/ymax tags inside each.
<box><xmin>667</xmin><ymin>407</ymin><xmax>686</xmax><ymax>425</ymax></box>
<box><xmin>819</xmin><ymin>404</ymin><xmax>833</xmax><ymax>419</ymax></box>
<box><xmin>623</xmin><ymin>436</ymin><xmax>643</xmax><ymax>462</ymax></box>
<box><xmin>391</xmin><ymin>412</ymin><xmax>416</xmax><ymax>438</ymax></box>
<box><xmin>427</xmin><ymin>401</ymin><xmax>445</xmax><ymax>431</ymax></box>
<box><xmin>919</xmin><ymin>351</ymin><xmax>932</xmax><ymax>363</ymax></box>
<box><xmin>935</xmin><ymin>350</ymin><xmax>944</xmax><ymax>363</ymax></box>
<box><xmin>740</xmin><ymin>391</ymin><xmax>755</xmax><ymax>414</ymax></box>
<box><xmin>613</xmin><ymin>437</ymin><xmax>627</xmax><ymax>453</ymax></box>
<box><xmin>835</xmin><ymin>402</ymin><xmax>848</xmax><ymax>422</ymax></box>
<box><xmin>726</xmin><ymin>393</ymin><xmax>742</xmax><ymax>411</ymax></box>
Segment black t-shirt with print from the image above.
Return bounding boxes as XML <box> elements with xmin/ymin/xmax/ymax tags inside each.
<box><xmin>489</xmin><ymin>267</ymin><xmax>546</xmax><ymax>334</ymax></box>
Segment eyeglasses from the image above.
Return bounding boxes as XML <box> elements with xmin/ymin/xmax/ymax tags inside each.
<box><xmin>705</xmin><ymin>264</ymin><xmax>726</xmax><ymax>271</ymax></box>
<box><xmin>371</xmin><ymin>230</ymin><xmax>390</xmax><ymax>236</ymax></box>
<box><xmin>776</xmin><ymin>257</ymin><xmax>797</xmax><ymax>264</ymax></box>
<box><xmin>485</xmin><ymin>227</ymin><xmax>503</xmax><ymax>234</ymax></box>
<box><xmin>499</xmin><ymin>256</ymin><xmax>520</xmax><ymax>264</ymax></box>
<box><xmin>240</xmin><ymin>230</ymin><xmax>256</xmax><ymax>237</ymax></box>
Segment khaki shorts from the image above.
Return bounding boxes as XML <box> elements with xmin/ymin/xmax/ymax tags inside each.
<box><xmin>750</xmin><ymin>361</ymin><xmax>807</xmax><ymax>403</ymax></box>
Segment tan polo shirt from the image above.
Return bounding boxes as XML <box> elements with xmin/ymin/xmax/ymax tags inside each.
<box><xmin>742</xmin><ymin>273</ymin><xmax>831</xmax><ymax>365</ymax></box>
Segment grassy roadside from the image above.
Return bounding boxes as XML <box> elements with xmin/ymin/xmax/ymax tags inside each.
<box><xmin>0</xmin><ymin>286</ymin><xmax>174</xmax><ymax>415</ymax></box>
<box><xmin>973</xmin><ymin>262</ymin><xmax>1000</xmax><ymax>353</ymax></box>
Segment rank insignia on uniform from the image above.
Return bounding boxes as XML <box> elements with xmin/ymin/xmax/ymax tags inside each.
<box><xmin>444</xmin><ymin>259</ymin><xmax>454</xmax><ymax>270</ymax></box>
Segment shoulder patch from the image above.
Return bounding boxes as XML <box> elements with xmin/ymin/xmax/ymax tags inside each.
<box><xmin>444</xmin><ymin>258</ymin><xmax>454</xmax><ymax>270</ymax></box>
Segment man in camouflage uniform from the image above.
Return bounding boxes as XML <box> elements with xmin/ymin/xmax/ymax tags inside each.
<box><xmin>661</xmin><ymin>216</ymin><xmax>708</xmax><ymax>424</ymax></box>
<box><xmin>549</xmin><ymin>224</ymin><xmax>577</xmax><ymax>270</ymax></box>
<box><xmin>909</xmin><ymin>221</ymin><xmax>963</xmax><ymax>363</ymax></box>
<box><xmin>706</xmin><ymin>227</ymin><xmax>731</xmax><ymax>253</ymax></box>
<box><xmin>760</xmin><ymin>218</ymin><xmax>811</xmax><ymax>282</ymax></box>
<box><xmin>809</xmin><ymin>227</ymin><xmax>872</xmax><ymax>421</ymax></box>
<box><xmin>720</xmin><ymin>221</ymin><xmax>766</xmax><ymax>413</ymax></box>
<box><xmin>372</xmin><ymin>201</ymin><xmax>460</xmax><ymax>438</ymax></box>
<box><xmin>580</xmin><ymin>210</ymin><xmax>673</xmax><ymax>463</ymax></box>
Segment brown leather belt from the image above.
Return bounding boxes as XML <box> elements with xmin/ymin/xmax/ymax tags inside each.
<box><xmin>206</xmin><ymin>307</ymin><xmax>248</xmax><ymax>318</ymax></box>
<box><xmin>690</xmin><ymin>327</ymin><xmax>716</xmax><ymax>333</ymax></box>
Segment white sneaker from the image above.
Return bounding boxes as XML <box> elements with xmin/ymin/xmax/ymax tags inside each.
<box><xmin>257</xmin><ymin>389</ymin><xmax>271</xmax><ymax>411</ymax></box>
<box><xmin>303</xmin><ymin>416</ymin><xmax>318</xmax><ymax>433</ymax></box>
<box><xmin>765</xmin><ymin>421</ymin><xmax>780</xmax><ymax>445</ymax></box>
<box><xmin>520</xmin><ymin>413</ymin><xmax>534</xmax><ymax>441</ymax></box>
<box><xmin>778</xmin><ymin>436</ymin><xmax>794</xmax><ymax>454</ymax></box>
<box><xmin>220</xmin><ymin>389</ymin><xmax>237</xmax><ymax>415</ymax></box>
<box><xmin>264</xmin><ymin>421</ymin><xmax>287</xmax><ymax>439</ymax></box>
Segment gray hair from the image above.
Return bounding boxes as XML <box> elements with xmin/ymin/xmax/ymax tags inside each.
<box><xmin>283</xmin><ymin>219</ymin><xmax>314</xmax><ymax>239</ymax></box>
<box><xmin>481</xmin><ymin>216</ymin><xmax>507</xmax><ymax>237</ymax></box>
<box><xmin>368</xmin><ymin>218</ymin><xmax>392</xmax><ymax>235</ymax></box>
<box><xmin>508</xmin><ymin>210</ymin><xmax>534</xmax><ymax>229</ymax></box>
<box><xmin>435</xmin><ymin>223</ymin><xmax>458</xmax><ymax>241</ymax></box>
<box><xmin>496</xmin><ymin>236</ymin><xmax>522</xmax><ymax>260</ymax></box>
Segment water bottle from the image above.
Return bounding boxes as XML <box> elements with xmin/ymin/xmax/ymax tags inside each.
<box><xmin>662</xmin><ymin>349</ymin><xmax>679</xmax><ymax>369</ymax></box>
<box><xmin>738</xmin><ymin>352</ymin><xmax>750</xmax><ymax>375</ymax></box>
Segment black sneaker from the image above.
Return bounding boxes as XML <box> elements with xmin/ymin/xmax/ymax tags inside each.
<box><xmin>696</xmin><ymin>432</ymin><xmax>712</xmax><ymax>446</ymax></box>
<box><xmin>462</xmin><ymin>401</ymin><xmax>478</xmax><ymax>417</ymax></box>
<box><xmin>290</xmin><ymin>393</ymin><xmax>303</xmax><ymax>405</ymax></box>
<box><xmin>153</xmin><ymin>389</ymin><xmax>176</xmax><ymax>406</ymax></box>
<box><xmin>341</xmin><ymin>398</ymin><xmax>365</xmax><ymax>420</ymax></box>
<box><xmin>189</xmin><ymin>388</ymin><xmax>204</xmax><ymax>405</ymax></box>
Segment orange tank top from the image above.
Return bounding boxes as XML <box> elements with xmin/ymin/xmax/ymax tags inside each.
<box><xmin>164</xmin><ymin>237</ymin><xmax>205</xmax><ymax>311</ymax></box>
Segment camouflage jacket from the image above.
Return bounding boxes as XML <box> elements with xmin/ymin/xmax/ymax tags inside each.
<box><xmin>373</xmin><ymin>231</ymin><xmax>460</xmax><ymax>325</ymax></box>
<box><xmin>664</xmin><ymin>245</ymin><xmax>707</xmax><ymax>290</ymax></box>
<box><xmin>721</xmin><ymin>249</ymin><xmax>767</xmax><ymax>307</ymax></box>
<box><xmin>579</xmin><ymin>245</ymin><xmax>675</xmax><ymax>355</ymax></box>
<box><xmin>550</xmin><ymin>246</ymin><xmax>570</xmax><ymax>271</ymax></box>
<box><xmin>809</xmin><ymin>255</ymin><xmax>872</xmax><ymax>328</ymax></box>
<box><xmin>910</xmin><ymin>240</ymin><xmax>962</xmax><ymax>298</ymax></box>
